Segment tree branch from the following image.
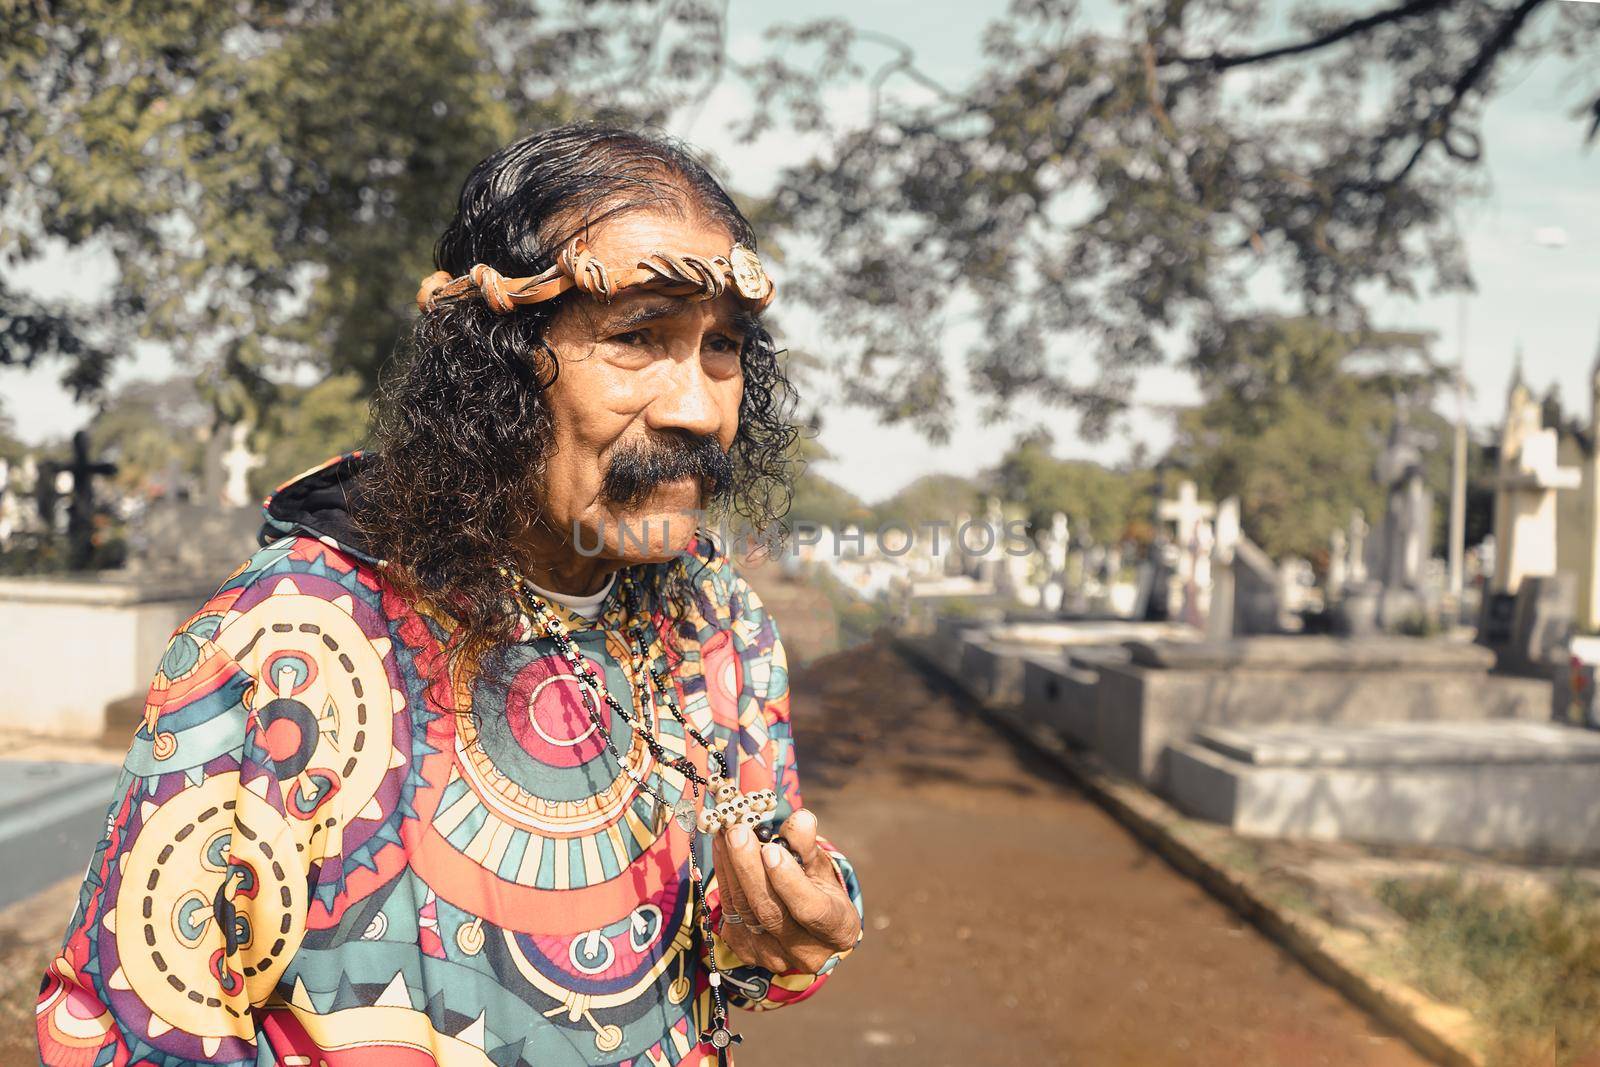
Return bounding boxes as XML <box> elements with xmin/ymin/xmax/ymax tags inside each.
<box><xmin>1388</xmin><ymin>0</ymin><xmax>1547</xmax><ymax>184</ymax></box>
<box><xmin>1172</xmin><ymin>0</ymin><xmax>1453</xmax><ymax>71</ymax></box>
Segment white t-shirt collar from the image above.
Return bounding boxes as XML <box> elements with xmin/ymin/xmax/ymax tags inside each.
<box><xmin>519</xmin><ymin>571</ymin><xmax>617</xmax><ymax>622</ymax></box>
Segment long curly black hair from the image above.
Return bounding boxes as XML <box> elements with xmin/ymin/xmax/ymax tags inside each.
<box><xmin>358</xmin><ymin>122</ymin><xmax>798</xmax><ymax>665</ymax></box>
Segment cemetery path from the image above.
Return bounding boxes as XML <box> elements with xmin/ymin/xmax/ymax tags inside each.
<box><xmin>736</xmin><ymin>636</ymin><xmax>1436</xmax><ymax>1067</ymax></box>
<box><xmin>0</xmin><ymin>635</ymin><xmax>1434</xmax><ymax>1066</ymax></box>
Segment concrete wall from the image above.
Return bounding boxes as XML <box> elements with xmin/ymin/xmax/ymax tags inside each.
<box><xmin>956</xmin><ymin>635</ymin><xmax>1065</xmax><ymax>709</ymax></box>
<box><xmin>0</xmin><ymin>576</ymin><xmax>216</xmax><ymax>739</ymax></box>
<box><xmin>1021</xmin><ymin>656</ymin><xmax>1101</xmax><ymax>747</ymax></box>
<box><xmin>1095</xmin><ymin>662</ymin><xmax>1553</xmax><ymax>790</ymax></box>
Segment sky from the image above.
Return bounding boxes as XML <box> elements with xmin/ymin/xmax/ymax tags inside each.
<box><xmin>4</xmin><ymin>1</ymin><xmax>1597</xmax><ymax>504</ymax></box>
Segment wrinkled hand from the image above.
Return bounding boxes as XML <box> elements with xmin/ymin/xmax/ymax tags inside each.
<box><xmin>710</xmin><ymin>808</ymin><xmax>860</xmax><ymax>975</ymax></box>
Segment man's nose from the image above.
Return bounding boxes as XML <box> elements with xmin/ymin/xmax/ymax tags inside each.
<box><xmin>645</xmin><ymin>354</ymin><xmax>723</xmax><ymax>438</ymax></box>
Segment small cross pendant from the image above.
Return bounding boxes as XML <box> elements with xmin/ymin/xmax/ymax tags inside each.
<box><xmin>700</xmin><ymin>1026</ymin><xmax>742</xmax><ymax>1065</ymax></box>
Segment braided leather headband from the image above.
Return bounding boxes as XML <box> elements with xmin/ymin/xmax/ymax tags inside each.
<box><xmin>415</xmin><ymin>238</ymin><xmax>775</xmax><ymax>315</ymax></box>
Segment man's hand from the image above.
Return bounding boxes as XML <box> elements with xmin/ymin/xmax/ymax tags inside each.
<box><xmin>709</xmin><ymin>808</ymin><xmax>861</xmax><ymax>975</ymax></box>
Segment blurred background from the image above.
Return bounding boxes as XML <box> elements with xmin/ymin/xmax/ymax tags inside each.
<box><xmin>2</xmin><ymin>1</ymin><xmax>1599</xmax><ymax>1065</ymax></box>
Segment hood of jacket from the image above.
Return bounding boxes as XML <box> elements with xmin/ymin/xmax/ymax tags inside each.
<box><xmin>258</xmin><ymin>451</ymin><xmax>382</xmax><ymax>566</ymax></box>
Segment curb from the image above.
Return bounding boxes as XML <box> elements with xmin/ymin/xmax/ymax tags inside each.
<box><xmin>892</xmin><ymin>634</ymin><xmax>1483</xmax><ymax>1067</ymax></box>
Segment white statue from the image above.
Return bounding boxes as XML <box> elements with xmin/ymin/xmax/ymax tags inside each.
<box><xmin>220</xmin><ymin>423</ymin><xmax>264</xmax><ymax>509</ymax></box>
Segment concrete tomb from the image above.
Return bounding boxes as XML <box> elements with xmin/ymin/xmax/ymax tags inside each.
<box><xmin>1168</xmin><ymin>720</ymin><xmax>1600</xmax><ymax>855</ymax></box>
<box><xmin>1094</xmin><ymin>636</ymin><xmax>1551</xmax><ymax>790</ymax></box>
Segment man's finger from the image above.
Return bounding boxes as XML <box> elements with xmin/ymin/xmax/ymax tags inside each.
<box><xmin>761</xmin><ymin>841</ymin><xmax>843</xmax><ymax>940</ymax></box>
<box><xmin>778</xmin><ymin>808</ymin><xmax>819</xmax><ymax>867</ymax></box>
<box><xmin>724</xmin><ymin>823</ymin><xmax>788</xmax><ymax>934</ymax></box>
<box><xmin>711</xmin><ymin>826</ymin><xmax>754</xmax><ymax>927</ymax></box>
<box><xmin>780</xmin><ymin>809</ymin><xmax>838</xmax><ymax>882</ymax></box>
<box><xmin>718</xmin><ymin>918</ymin><xmax>789</xmax><ymax>974</ymax></box>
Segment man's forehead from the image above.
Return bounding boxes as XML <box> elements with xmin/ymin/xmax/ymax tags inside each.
<box><xmin>576</xmin><ymin>207</ymin><xmax>735</xmax><ymax>270</ymax></box>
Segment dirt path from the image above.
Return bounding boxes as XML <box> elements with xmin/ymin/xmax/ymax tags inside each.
<box><xmin>737</xmin><ymin>638</ymin><xmax>1435</xmax><ymax>1067</ymax></box>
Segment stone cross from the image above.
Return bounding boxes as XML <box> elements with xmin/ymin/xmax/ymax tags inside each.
<box><xmin>1205</xmin><ymin>497</ymin><xmax>1242</xmax><ymax>639</ymax></box>
<box><xmin>1179</xmin><ymin>518</ymin><xmax>1214</xmax><ymax>627</ymax></box>
<box><xmin>39</xmin><ymin>430</ymin><xmax>119</xmax><ymax>570</ymax></box>
<box><xmin>1160</xmin><ymin>481</ymin><xmax>1216</xmax><ymax>617</ymax></box>
<box><xmin>1493</xmin><ymin>423</ymin><xmax>1580</xmax><ymax>594</ymax></box>
<box><xmin>1158</xmin><ymin>480</ymin><xmax>1216</xmax><ymax>553</ymax></box>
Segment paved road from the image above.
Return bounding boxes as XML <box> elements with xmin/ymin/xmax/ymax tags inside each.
<box><xmin>738</xmin><ymin>638</ymin><xmax>1434</xmax><ymax>1066</ymax></box>
<box><xmin>0</xmin><ymin>636</ymin><xmax>1433</xmax><ymax>1066</ymax></box>
<box><xmin>0</xmin><ymin>760</ymin><xmax>122</xmax><ymax>910</ymax></box>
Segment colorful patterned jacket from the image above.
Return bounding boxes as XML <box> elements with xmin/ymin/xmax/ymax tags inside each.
<box><xmin>36</xmin><ymin>452</ymin><xmax>863</xmax><ymax>1066</ymax></box>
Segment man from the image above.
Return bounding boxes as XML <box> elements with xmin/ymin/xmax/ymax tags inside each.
<box><xmin>37</xmin><ymin>123</ymin><xmax>863</xmax><ymax>1067</ymax></box>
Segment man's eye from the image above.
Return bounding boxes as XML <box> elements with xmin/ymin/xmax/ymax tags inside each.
<box><xmin>613</xmin><ymin>330</ymin><xmax>650</xmax><ymax>346</ymax></box>
<box><xmin>706</xmin><ymin>335</ymin><xmax>742</xmax><ymax>355</ymax></box>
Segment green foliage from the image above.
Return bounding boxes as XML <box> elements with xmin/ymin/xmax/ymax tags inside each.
<box><xmin>1378</xmin><ymin>874</ymin><xmax>1600</xmax><ymax>1067</ymax></box>
<box><xmin>250</xmin><ymin>373</ymin><xmax>370</xmax><ymax>497</ymax></box>
<box><xmin>992</xmin><ymin>428</ymin><xmax>1154</xmax><ymax>544</ymax></box>
<box><xmin>0</xmin><ymin>401</ymin><xmax>26</xmax><ymax>464</ymax></box>
<box><xmin>1168</xmin><ymin>315</ymin><xmax>1481</xmax><ymax>563</ymax></box>
<box><xmin>806</xmin><ymin>563</ymin><xmax>894</xmax><ymax>650</ymax></box>
<box><xmin>2</xmin><ymin>1</ymin><xmax>548</xmax><ymax>399</ymax></box>
<box><xmin>873</xmin><ymin>472</ymin><xmax>983</xmax><ymax>530</ymax></box>
<box><xmin>88</xmin><ymin>376</ymin><xmax>209</xmax><ymax>493</ymax></box>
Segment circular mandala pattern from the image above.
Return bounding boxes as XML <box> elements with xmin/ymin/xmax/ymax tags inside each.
<box><xmin>109</xmin><ymin>772</ymin><xmax>307</xmax><ymax>1038</ymax></box>
<box><xmin>216</xmin><ymin>581</ymin><xmax>399</xmax><ymax>829</ymax></box>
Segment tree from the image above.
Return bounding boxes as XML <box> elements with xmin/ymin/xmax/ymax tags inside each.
<box><xmin>250</xmin><ymin>373</ymin><xmax>371</xmax><ymax>498</ymax></box>
<box><xmin>873</xmin><ymin>473</ymin><xmax>984</xmax><ymax>530</ymax></box>
<box><xmin>0</xmin><ymin>0</ymin><xmax>729</xmax><ymax>406</ymax></box>
<box><xmin>88</xmin><ymin>375</ymin><xmax>209</xmax><ymax>493</ymax></box>
<box><xmin>991</xmin><ymin>427</ymin><xmax>1154</xmax><ymax>543</ymax></box>
<box><xmin>738</xmin><ymin>0</ymin><xmax>1600</xmax><ymax>441</ymax></box>
<box><xmin>1167</xmin><ymin>314</ymin><xmax>1474</xmax><ymax>562</ymax></box>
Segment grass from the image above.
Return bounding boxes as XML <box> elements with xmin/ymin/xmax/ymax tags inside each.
<box><xmin>1376</xmin><ymin>873</ymin><xmax>1600</xmax><ymax>1067</ymax></box>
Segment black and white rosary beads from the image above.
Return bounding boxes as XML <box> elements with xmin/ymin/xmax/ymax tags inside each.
<box><xmin>500</xmin><ymin>562</ymin><xmax>785</xmax><ymax>1062</ymax></box>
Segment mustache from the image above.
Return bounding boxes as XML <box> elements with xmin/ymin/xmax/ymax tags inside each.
<box><xmin>599</xmin><ymin>431</ymin><xmax>735</xmax><ymax>509</ymax></box>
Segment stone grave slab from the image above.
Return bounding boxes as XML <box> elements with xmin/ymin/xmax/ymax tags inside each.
<box><xmin>1168</xmin><ymin>721</ymin><xmax>1600</xmax><ymax>855</ymax></box>
<box><xmin>1096</xmin><ymin>635</ymin><xmax>1552</xmax><ymax>790</ymax></box>
<box><xmin>958</xmin><ymin>619</ymin><xmax>1196</xmax><ymax>737</ymax></box>
<box><xmin>955</xmin><ymin>635</ymin><xmax>1062</xmax><ymax>708</ymax></box>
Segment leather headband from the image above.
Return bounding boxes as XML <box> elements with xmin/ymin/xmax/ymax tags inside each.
<box><xmin>415</xmin><ymin>238</ymin><xmax>775</xmax><ymax>314</ymax></box>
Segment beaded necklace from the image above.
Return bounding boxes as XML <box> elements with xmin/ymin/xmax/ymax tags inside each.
<box><xmin>499</xmin><ymin>562</ymin><xmax>780</xmax><ymax>1063</ymax></box>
